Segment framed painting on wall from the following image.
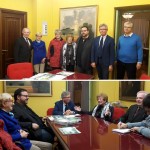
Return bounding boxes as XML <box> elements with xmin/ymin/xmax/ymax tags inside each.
<box><xmin>119</xmin><ymin>81</ymin><xmax>144</xmax><ymax>101</ymax></box>
<box><xmin>60</xmin><ymin>5</ymin><xmax>98</xmax><ymax>40</ymax></box>
<box><xmin>4</xmin><ymin>81</ymin><xmax>52</xmax><ymax>96</ymax></box>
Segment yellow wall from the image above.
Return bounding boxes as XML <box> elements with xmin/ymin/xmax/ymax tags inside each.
<box><xmin>0</xmin><ymin>81</ymin><xmax>66</xmax><ymax>116</ymax></box>
<box><xmin>1</xmin><ymin>0</ymin><xmax>149</xmax><ymax>48</ymax></box>
<box><xmin>36</xmin><ymin>0</ymin><xmax>150</xmax><ymax>49</ymax></box>
<box><xmin>1</xmin><ymin>81</ymin><xmax>150</xmax><ymax>116</ymax></box>
<box><xmin>91</xmin><ymin>81</ymin><xmax>150</xmax><ymax>109</ymax></box>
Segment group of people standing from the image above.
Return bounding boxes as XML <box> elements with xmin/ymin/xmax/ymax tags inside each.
<box><xmin>14</xmin><ymin>21</ymin><xmax>143</xmax><ymax>79</ymax></box>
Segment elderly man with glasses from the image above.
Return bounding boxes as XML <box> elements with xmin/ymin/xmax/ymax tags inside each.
<box><xmin>53</xmin><ymin>91</ymin><xmax>81</xmax><ymax>115</ymax></box>
<box><xmin>12</xmin><ymin>88</ymin><xmax>54</xmax><ymax>144</ymax></box>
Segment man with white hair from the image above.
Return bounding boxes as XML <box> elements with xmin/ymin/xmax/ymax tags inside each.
<box><xmin>118</xmin><ymin>91</ymin><xmax>148</xmax><ymax>126</ymax></box>
<box><xmin>14</xmin><ymin>27</ymin><xmax>32</xmax><ymax>62</ymax></box>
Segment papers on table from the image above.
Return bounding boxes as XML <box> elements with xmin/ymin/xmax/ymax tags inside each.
<box><xmin>48</xmin><ymin>115</ymin><xmax>81</xmax><ymax>126</ymax></box>
<box><xmin>23</xmin><ymin>71</ymin><xmax>75</xmax><ymax>80</ymax></box>
<box><xmin>56</xmin><ymin>71</ymin><xmax>74</xmax><ymax>76</ymax></box>
<box><xmin>59</xmin><ymin>127</ymin><xmax>81</xmax><ymax>135</ymax></box>
<box><xmin>112</xmin><ymin>128</ymin><xmax>131</xmax><ymax>134</ymax></box>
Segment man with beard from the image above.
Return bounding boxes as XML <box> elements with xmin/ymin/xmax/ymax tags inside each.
<box><xmin>76</xmin><ymin>26</ymin><xmax>93</xmax><ymax>74</ymax></box>
<box><xmin>12</xmin><ymin>88</ymin><xmax>54</xmax><ymax>144</ymax></box>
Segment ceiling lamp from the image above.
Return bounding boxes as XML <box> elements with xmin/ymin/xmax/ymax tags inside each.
<box><xmin>122</xmin><ymin>13</ymin><xmax>134</xmax><ymax>20</ymax></box>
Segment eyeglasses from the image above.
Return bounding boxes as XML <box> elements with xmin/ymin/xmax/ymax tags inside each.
<box><xmin>99</xmin><ymin>29</ymin><xmax>107</xmax><ymax>30</ymax></box>
<box><xmin>124</xmin><ymin>26</ymin><xmax>132</xmax><ymax>28</ymax></box>
<box><xmin>5</xmin><ymin>99</ymin><xmax>14</xmax><ymax>103</ymax></box>
<box><xmin>63</xmin><ymin>96</ymin><xmax>71</xmax><ymax>99</ymax></box>
<box><xmin>20</xmin><ymin>95</ymin><xmax>29</xmax><ymax>98</ymax></box>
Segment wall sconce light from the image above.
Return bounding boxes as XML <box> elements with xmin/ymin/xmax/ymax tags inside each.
<box><xmin>122</xmin><ymin>13</ymin><xmax>134</xmax><ymax>20</ymax></box>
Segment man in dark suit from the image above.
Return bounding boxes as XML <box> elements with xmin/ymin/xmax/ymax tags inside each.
<box><xmin>118</xmin><ymin>91</ymin><xmax>148</xmax><ymax>126</ymax></box>
<box><xmin>76</xmin><ymin>26</ymin><xmax>93</xmax><ymax>74</ymax></box>
<box><xmin>14</xmin><ymin>28</ymin><xmax>32</xmax><ymax>63</ymax></box>
<box><xmin>12</xmin><ymin>88</ymin><xmax>54</xmax><ymax>143</ymax></box>
<box><xmin>53</xmin><ymin>91</ymin><xmax>81</xmax><ymax>115</ymax></box>
<box><xmin>91</xmin><ymin>24</ymin><xmax>115</xmax><ymax>79</ymax></box>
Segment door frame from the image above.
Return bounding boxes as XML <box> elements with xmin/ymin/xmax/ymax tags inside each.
<box><xmin>0</xmin><ymin>8</ymin><xmax>27</xmax><ymax>78</ymax></box>
<box><xmin>114</xmin><ymin>5</ymin><xmax>150</xmax><ymax>76</ymax></box>
<box><xmin>66</xmin><ymin>81</ymin><xmax>91</xmax><ymax>111</ymax></box>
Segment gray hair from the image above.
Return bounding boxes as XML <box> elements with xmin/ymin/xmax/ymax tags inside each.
<box><xmin>137</xmin><ymin>91</ymin><xmax>148</xmax><ymax>97</ymax></box>
<box><xmin>0</xmin><ymin>93</ymin><xmax>12</xmax><ymax>108</ymax></box>
<box><xmin>124</xmin><ymin>21</ymin><xmax>133</xmax><ymax>28</ymax></box>
<box><xmin>55</xmin><ymin>29</ymin><xmax>62</xmax><ymax>35</ymax></box>
<box><xmin>61</xmin><ymin>91</ymin><xmax>70</xmax><ymax>99</ymax></box>
<box><xmin>99</xmin><ymin>24</ymin><xmax>108</xmax><ymax>30</ymax></box>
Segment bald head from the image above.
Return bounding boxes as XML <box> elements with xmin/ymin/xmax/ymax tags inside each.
<box><xmin>22</xmin><ymin>28</ymin><xmax>30</xmax><ymax>38</ymax></box>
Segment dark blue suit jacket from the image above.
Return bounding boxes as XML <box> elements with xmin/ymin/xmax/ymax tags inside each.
<box><xmin>53</xmin><ymin>100</ymin><xmax>75</xmax><ymax>115</ymax></box>
<box><xmin>91</xmin><ymin>35</ymin><xmax>115</xmax><ymax>66</ymax></box>
<box><xmin>0</xmin><ymin>109</ymin><xmax>31</xmax><ymax>150</ymax></box>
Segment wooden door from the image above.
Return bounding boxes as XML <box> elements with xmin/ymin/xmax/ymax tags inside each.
<box><xmin>0</xmin><ymin>9</ymin><xmax>27</xmax><ymax>78</ymax></box>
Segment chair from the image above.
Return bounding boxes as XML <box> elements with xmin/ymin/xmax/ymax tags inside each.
<box><xmin>7</xmin><ymin>62</ymin><xmax>34</xmax><ymax>79</ymax></box>
<box><xmin>112</xmin><ymin>107</ymin><xmax>125</xmax><ymax>124</ymax></box>
<box><xmin>140</xmin><ymin>73</ymin><xmax>150</xmax><ymax>80</ymax></box>
<box><xmin>47</xmin><ymin>108</ymin><xmax>54</xmax><ymax>116</ymax></box>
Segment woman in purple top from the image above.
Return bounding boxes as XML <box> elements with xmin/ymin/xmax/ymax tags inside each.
<box><xmin>32</xmin><ymin>32</ymin><xmax>46</xmax><ymax>73</ymax></box>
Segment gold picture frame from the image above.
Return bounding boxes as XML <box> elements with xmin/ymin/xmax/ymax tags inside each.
<box><xmin>60</xmin><ymin>5</ymin><xmax>98</xmax><ymax>40</ymax></box>
<box><xmin>4</xmin><ymin>81</ymin><xmax>52</xmax><ymax>96</ymax></box>
<box><xmin>119</xmin><ymin>81</ymin><xmax>144</xmax><ymax>101</ymax></box>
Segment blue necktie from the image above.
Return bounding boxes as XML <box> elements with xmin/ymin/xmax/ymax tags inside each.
<box><xmin>98</xmin><ymin>37</ymin><xmax>103</xmax><ymax>58</ymax></box>
<box><xmin>65</xmin><ymin>104</ymin><xmax>68</xmax><ymax>111</ymax></box>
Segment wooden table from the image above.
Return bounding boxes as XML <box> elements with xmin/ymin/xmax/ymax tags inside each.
<box><xmin>47</xmin><ymin>115</ymin><xmax>150</xmax><ymax>150</ymax></box>
<box><xmin>49</xmin><ymin>69</ymin><xmax>94</xmax><ymax>80</ymax></box>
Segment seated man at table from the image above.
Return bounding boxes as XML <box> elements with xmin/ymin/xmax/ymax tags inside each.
<box><xmin>118</xmin><ymin>93</ymin><xmax>150</xmax><ymax>139</ymax></box>
<box><xmin>53</xmin><ymin>91</ymin><xmax>81</xmax><ymax>115</ymax></box>
<box><xmin>118</xmin><ymin>91</ymin><xmax>147</xmax><ymax>124</ymax></box>
<box><xmin>90</xmin><ymin>93</ymin><xmax>114</xmax><ymax>122</ymax></box>
<box><xmin>12</xmin><ymin>88</ymin><xmax>54</xmax><ymax>143</ymax></box>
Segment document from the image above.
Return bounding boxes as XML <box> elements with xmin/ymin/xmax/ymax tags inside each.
<box><xmin>59</xmin><ymin>127</ymin><xmax>81</xmax><ymax>135</ymax></box>
<box><xmin>56</xmin><ymin>71</ymin><xmax>74</xmax><ymax>76</ymax></box>
<box><xmin>112</xmin><ymin>128</ymin><xmax>131</xmax><ymax>134</ymax></box>
<box><xmin>48</xmin><ymin>115</ymin><xmax>81</xmax><ymax>126</ymax></box>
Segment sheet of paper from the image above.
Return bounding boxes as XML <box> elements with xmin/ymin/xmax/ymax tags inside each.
<box><xmin>112</xmin><ymin>128</ymin><xmax>131</xmax><ymax>134</ymax></box>
<box><xmin>56</xmin><ymin>71</ymin><xmax>74</xmax><ymax>76</ymax></box>
<box><xmin>59</xmin><ymin>127</ymin><xmax>81</xmax><ymax>135</ymax></box>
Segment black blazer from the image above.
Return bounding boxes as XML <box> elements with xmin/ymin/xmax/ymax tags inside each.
<box><xmin>91</xmin><ymin>35</ymin><xmax>115</xmax><ymax>66</ymax></box>
<box><xmin>12</xmin><ymin>102</ymin><xmax>44</xmax><ymax>130</ymax></box>
<box><xmin>120</xmin><ymin>104</ymin><xmax>147</xmax><ymax>123</ymax></box>
<box><xmin>14</xmin><ymin>37</ymin><xmax>32</xmax><ymax>62</ymax></box>
<box><xmin>88</xmin><ymin>105</ymin><xmax>114</xmax><ymax>122</ymax></box>
<box><xmin>76</xmin><ymin>36</ymin><xmax>93</xmax><ymax>70</ymax></box>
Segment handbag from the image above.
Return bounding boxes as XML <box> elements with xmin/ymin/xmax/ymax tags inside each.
<box><xmin>44</xmin><ymin>58</ymin><xmax>52</xmax><ymax>72</ymax></box>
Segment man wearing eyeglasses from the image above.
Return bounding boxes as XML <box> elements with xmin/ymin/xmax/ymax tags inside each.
<box><xmin>53</xmin><ymin>91</ymin><xmax>81</xmax><ymax>115</ymax></box>
<box><xmin>118</xmin><ymin>91</ymin><xmax>148</xmax><ymax>127</ymax></box>
<box><xmin>116</xmin><ymin>21</ymin><xmax>143</xmax><ymax>79</ymax></box>
<box><xmin>12</xmin><ymin>88</ymin><xmax>54</xmax><ymax>144</ymax></box>
<box><xmin>91</xmin><ymin>23</ymin><xmax>115</xmax><ymax>79</ymax></box>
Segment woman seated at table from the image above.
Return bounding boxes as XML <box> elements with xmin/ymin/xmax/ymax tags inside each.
<box><xmin>89</xmin><ymin>93</ymin><xmax>114</xmax><ymax>122</ymax></box>
<box><xmin>0</xmin><ymin>93</ymin><xmax>52</xmax><ymax>150</ymax></box>
<box><xmin>118</xmin><ymin>93</ymin><xmax>150</xmax><ymax>139</ymax></box>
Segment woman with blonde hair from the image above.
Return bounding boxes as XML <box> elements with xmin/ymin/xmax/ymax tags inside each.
<box><xmin>32</xmin><ymin>32</ymin><xmax>46</xmax><ymax>73</ymax></box>
<box><xmin>0</xmin><ymin>93</ymin><xmax>52</xmax><ymax>150</ymax></box>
